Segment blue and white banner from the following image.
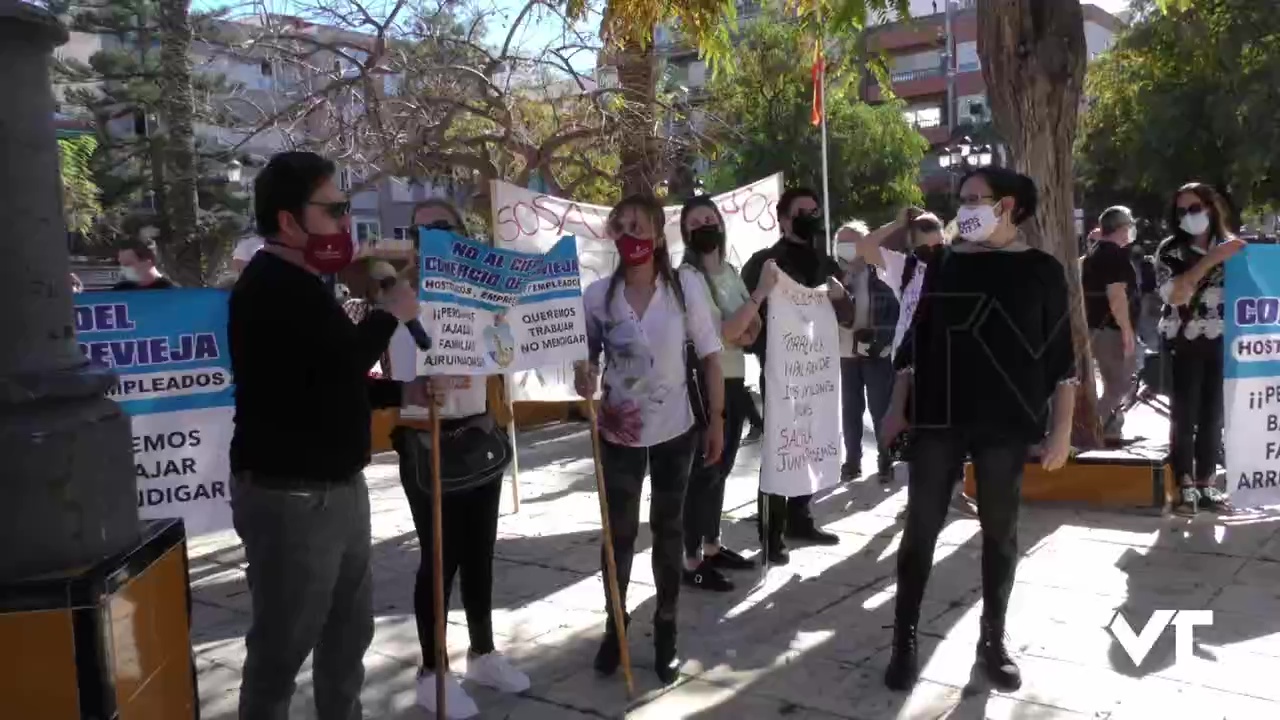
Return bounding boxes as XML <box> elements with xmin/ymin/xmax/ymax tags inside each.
<box><xmin>76</xmin><ymin>289</ymin><xmax>233</xmax><ymax>534</ymax></box>
<box><xmin>414</xmin><ymin>228</ymin><xmax>587</xmax><ymax>375</ymax></box>
<box><xmin>1224</xmin><ymin>245</ymin><xmax>1280</xmax><ymax>507</ymax></box>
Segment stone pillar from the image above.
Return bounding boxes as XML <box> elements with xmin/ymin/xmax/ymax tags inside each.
<box><xmin>0</xmin><ymin>1</ymin><xmax>139</xmax><ymax>581</ymax></box>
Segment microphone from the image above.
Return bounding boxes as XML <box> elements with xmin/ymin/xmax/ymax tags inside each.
<box><xmin>378</xmin><ymin>276</ymin><xmax>432</xmax><ymax>351</ymax></box>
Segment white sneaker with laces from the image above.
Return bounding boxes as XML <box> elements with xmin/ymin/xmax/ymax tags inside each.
<box><xmin>416</xmin><ymin>669</ymin><xmax>479</xmax><ymax>719</ymax></box>
<box><xmin>465</xmin><ymin>651</ymin><xmax>531</xmax><ymax>693</ymax></box>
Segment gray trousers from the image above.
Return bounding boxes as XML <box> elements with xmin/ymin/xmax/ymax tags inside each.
<box><xmin>1092</xmin><ymin>328</ymin><xmax>1138</xmax><ymax>436</ymax></box>
<box><xmin>231</xmin><ymin>473</ymin><xmax>374</xmax><ymax>720</ymax></box>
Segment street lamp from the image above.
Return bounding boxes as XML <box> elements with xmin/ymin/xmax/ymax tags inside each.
<box><xmin>937</xmin><ymin>136</ymin><xmax>994</xmax><ymax>171</ymax></box>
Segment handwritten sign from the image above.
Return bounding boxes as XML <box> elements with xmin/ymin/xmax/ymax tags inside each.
<box><xmin>490</xmin><ymin>174</ymin><xmax>783</xmax><ymax>401</ymax></box>
<box><xmin>1224</xmin><ymin>245</ymin><xmax>1280</xmax><ymax>507</ymax></box>
<box><xmin>760</xmin><ymin>274</ymin><xmax>841</xmax><ymax>497</ymax></box>
<box><xmin>415</xmin><ymin>228</ymin><xmax>588</xmax><ymax>375</ymax></box>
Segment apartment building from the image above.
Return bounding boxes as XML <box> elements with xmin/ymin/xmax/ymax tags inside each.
<box><xmin>53</xmin><ymin>13</ymin><xmax>464</xmax><ymax>268</ymax></box>
<box><xmin>862</xmin><ymin>1</ymin><xmax>1124</xmax><ymax>191</ymax></box>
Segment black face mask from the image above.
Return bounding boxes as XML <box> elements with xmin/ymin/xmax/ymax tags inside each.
<box><xmin>688</xmin><ymin>225</ymin><xmax>723</xmax><ymax>254</ymax></box>
<box><xmin>791</xmin><ymin>213</ymin><xmax>823</xmax><ymax>243</ymax></box>
<box><xmin>914</xmin><ymin>244</ymin><xmax>942</xmax><ymax>264</ymax></box>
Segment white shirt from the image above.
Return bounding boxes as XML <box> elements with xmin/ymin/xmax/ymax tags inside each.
<box><xmin>387</xmin><ymin>325</ymin><xmax>487</xmax><ymax>419</ymax></box>
<box><xmin>877</xmin><ymin>247</ymin><xmax>927</xmax><ymax>359</ymax></box>
<box><xmin>584</xmin><ymin>267</ymin><xmax>723</xmax><ymax>448</ymax></box>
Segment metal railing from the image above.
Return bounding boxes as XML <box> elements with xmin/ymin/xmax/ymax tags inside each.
<box><xmin>888</xmin><ymin>66</ymin><xmax>944</xmax><ymax>84</ymax></box>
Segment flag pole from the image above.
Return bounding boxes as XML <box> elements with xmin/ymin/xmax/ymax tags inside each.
<box><xmin>816</xmin><ymin>4</ymin><xmax>833</xmax><ymax>256</ymax></box>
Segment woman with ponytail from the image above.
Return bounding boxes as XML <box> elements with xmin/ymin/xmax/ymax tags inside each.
<box><xmin>574</xmin><ymin>194</ymin><xmax>726</xmax><ymax>684</ymax></box>
<box><xmin>880</xmin><ymin>167</ymin><xmax>1077</xmax><ymax>694</ymax></box>
<box><xmin>678</xmin><ymin>195</ymin><xmax>779</xmax><ymax>592</ymax></box>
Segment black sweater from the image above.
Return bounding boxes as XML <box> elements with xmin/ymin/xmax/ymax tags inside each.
<box><xmin>741</xmin><ymin>238</ymin><xmax>855</xmax><ymax>361</ymax></box>
<box><xmin>895</xmin><ymin>247</ymin><xmax>1076</xmax><ymax>442</ymax></box>
<box><xmin>228</xmin><ymin>252</ymin><xmax>402</xmax><ymax>483</ymax></box>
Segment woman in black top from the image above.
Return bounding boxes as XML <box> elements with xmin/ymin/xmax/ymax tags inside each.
<box><xmin>881</xmin><ymin>167</ymin><xmax>1077</xmax><ymax>693</ymax></box>
<box><xmin>1154</xmin><ymin>182</ymin><xmax>1244</xmax><ymax>515</ymax></box>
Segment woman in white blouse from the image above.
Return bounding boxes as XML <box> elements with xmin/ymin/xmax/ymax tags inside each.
<box><xmin>574</xmin><ymin>194</ymin><xmax>725</xmax><ymax>685</ymax></box>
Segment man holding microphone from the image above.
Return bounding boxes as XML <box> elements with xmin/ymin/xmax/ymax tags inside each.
<box><xmin>227</xmin><ymin>151</ymin><xmax>429</xmax><ymax>720</ymax></box>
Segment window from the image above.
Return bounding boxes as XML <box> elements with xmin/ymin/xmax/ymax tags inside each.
<box><xmin>903</xmin><ymin>106</ymin><xmax>943</xmax><ymax>128</ymax></box>
<box><xmin>390</xmin><ymin>177</ymin><xmax>414</xmax><ymax>204</ymax></box>
<box><xmin>392</xmin><ymin>226</ymin><xmax>411</xmax><ymax>241</ymax></box>
<box><xmin>956</xmin><ymin>41</ymin><xmax>980</xmax><ymax>73</ymax></box>
<box><xmin>353</xmin><ymin>219</ymin><xmax>381</xmax><ymax>246</ymax></box>
<box><xmin>259</xmin><ymin>60</ymin><xmax>273</xmax><ymax>77</ymax></box>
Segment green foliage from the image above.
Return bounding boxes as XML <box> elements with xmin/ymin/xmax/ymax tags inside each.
<box><xmin>58</xmin><ymin>134</ymin><xmax>102</xmax><ymax>238</ymax></box>
<box><xmin>1076</xmin><ymin>0</ymin><xmax>1280</xmax><ymax>221</ymax></box>
<box><xmin>54</xmin><ymin>0</ymin><xmax>243</xmax><ymax>279</ymax></box>
<box><xmin>701</xmin><ymin>14</ymin><xmax>926</xmax><ymax>226</ymax></box>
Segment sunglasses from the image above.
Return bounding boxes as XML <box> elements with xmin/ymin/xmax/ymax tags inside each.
<box><xmin>1175</xmin><ymin>203</ymin><xmax>1205</xmax><ymax>218</ymax></box>
<box><xmin>309</xmin><ymin>200</ymin><xmax>351</xmax><ymax>219</ymax></box>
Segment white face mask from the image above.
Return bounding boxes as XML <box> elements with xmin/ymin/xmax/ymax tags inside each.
<box><xmin>1180</xmin><ymin>211</ymin><xmax>1210</xmax><ymax>236</ymax></box>
<box><xmin>955</xmin><ymin>204</ymin><xmax>1000</xmax><ymax>242</ymax></box>
<box><xmin>1126</xmin><ymin>226</ymin><xmax>1138</xmax><ymax>244</ymax></box>
<box><xmin>835</xmin><ymin>243</ymin><xmax>858</xmax><ymax>263</ymax></box>
<box><xmin>120</xmin><ymin>265</ymin><xmax>141</xmax><ymax>283</ymax></box>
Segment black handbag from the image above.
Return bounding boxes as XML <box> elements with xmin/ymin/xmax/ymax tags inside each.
<box><xmin>392</xmin><ymin>414</ymin><xmax>512</xmax><ymax>495</ymax></box>
<box><xmin>675</xmin><ymin>268</ymin><xmax>711</xmax><ymax>429</ymax></box>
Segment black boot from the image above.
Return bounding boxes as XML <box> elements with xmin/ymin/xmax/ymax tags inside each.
<box><xmin>976</xmin><ymin>622</ymin><xmax>1021</xmax><ymax>691</ymax></box>
<box><xmin>883</xmin><ymin>624</ymin><xmax>919</xmax><ymax>691</ymax></box>
<box><xmin>594</xmin><ymin>613</ymin><xmax>631</xmax><ymax>676</ymax></box>
<box><xmin>654</xmin><ymin>619</ymin><xmax>680</xmax><ymax>685</ymax></box>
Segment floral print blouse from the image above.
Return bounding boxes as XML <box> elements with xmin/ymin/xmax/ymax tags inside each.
<box><xmin>584</xmin><ymin>268</ymin><xmax>723</xmax><ymax>447</ymax></box>
<box><xmin>1155</xmin><ymin>235</ymin><xmax>1228</xmax><ymax>341</ymax></box>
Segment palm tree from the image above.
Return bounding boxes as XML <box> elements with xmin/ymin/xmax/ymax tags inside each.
<box><xmin>569</xmin><ymin>0</ymin><xmax>906</xmax><ymax>196</ymax></box>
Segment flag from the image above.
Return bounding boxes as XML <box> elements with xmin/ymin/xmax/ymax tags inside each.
<box><xmin>810</xmin><ymin>41</ymin><xmax>825</xmax><ymax>127</ymax></box>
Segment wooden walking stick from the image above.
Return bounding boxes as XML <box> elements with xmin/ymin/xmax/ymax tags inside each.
<box><xmin>428</xmin><ymin>399</ymin><xmax>449</xmax><ymax>716</ymax></box>
<box><xmin>585</xmin><ymin>400</ymin><xmax>635</xmax><ymax>698</ymax></box>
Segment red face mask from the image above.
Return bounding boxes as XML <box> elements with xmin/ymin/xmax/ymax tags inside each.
<box><xmin>616</xmin><ymin>234</ymin><xmax>655</xmax><ymax>267</ymax></box>
<box><xmin>302</xmin><ymin>232</ymin><xmax>355</xmax><ymax>274</ymax></box>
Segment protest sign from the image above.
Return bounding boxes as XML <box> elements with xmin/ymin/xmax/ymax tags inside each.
<box><xmin>411</xmin><ymin>228</ymin><xmax>588</xmax><ymax>379</ymax></box>
<box><xmin>490</xmin><ymin>174</ymin><xmax>782</xmax><ymax>401</ymax></box>
<box><xmin>75</xmin><ymin>289</ymin><xmax>233</xmax><ymax>535</ymax></box>
<box><xmin>760</xmin><ymin>273</ymin><xmax>841</xmax><ymax>497</ymax></box>
<box><xmin>1224</xmin><ymin>245</ymin><xmax>1280</xmax><ymax>507</ymax></box>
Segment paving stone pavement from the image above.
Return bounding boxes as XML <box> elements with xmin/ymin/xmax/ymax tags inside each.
<box><xmin>190</xmin><ymin>406</ymin><xmax>1280</xmax><ymax>719</ymax></box>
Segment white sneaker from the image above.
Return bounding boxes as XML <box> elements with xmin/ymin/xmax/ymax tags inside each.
<box><xmin>416</xmin><ymin>670</ymin><xmax>479</xmax><ymax>719</ymax></box>
<box><xmin>465</xmin><ymin>651</ymin><xmax>531</xmax><ymax>693</ymax></box>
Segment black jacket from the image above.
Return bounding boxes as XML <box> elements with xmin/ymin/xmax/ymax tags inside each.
<box><xmin>741</xmin><ymin>238</ymin><xmax>855</xmax><ymax>358</ymax></box>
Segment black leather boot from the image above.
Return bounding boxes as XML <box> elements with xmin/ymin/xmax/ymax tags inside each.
<box><xmin>654</xmin><ymin>619</ymin><xmax>680</xmax><ymax>685</ymax></box>
<box><xmin>594</xmin><ymin>613</ymin><xmax>630</xmax><ymax>676</ymax></box>
<box><xmin>883</xmin><ymin>623</ymin><xmax>919</xmax><ymax>690</ymax></box>
<box><xmin>976</xmin><ymin>621</ymin><xmax>1022</xmax><ymax>691</ymax></box>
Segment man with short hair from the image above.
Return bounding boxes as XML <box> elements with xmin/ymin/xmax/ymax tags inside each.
<box><xmin>1082</xmin><ymin>205</ymin><xmax>1140</xmax><ymax>440</ymax></box>
<box><xmin>228</xmin><ymin>151</ymin><xmax>426</xmax><ymax>720</ymax></box>
<box><xmin>742</xmin><ymin>187</ymin><xmax>854</xmax><ymax>562</ymax></box>
<box><xmin>113</xmin><ymin>236</ymin><xmax>175</xmax><ymax>290</ymax></box>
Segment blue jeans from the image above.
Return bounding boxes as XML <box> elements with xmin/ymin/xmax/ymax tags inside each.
<box><xmin>840</xmin><ymin>356</ymin><xmax>895</xmax><ymax>468</ymax></box>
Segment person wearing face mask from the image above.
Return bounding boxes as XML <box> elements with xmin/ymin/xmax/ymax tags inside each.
<box><xmin>112</xmin><ymin>236</ymin><xmax>175</xmax><ymax>290</ymax></box>
<box><xmin>1081</xmin><ymin>206</ymin><xmax>1141</xmax><ymax>442</ymax></box>
<box><xmin>833</xmin><ymin>221</ymin><xmax>899</xmax><ymax>483</ymax></box>
<box><xmin>678</xmin><ymin>195</ymin><xmax>777</xmax><ymax>592</ymax></box>
<box><xmin>853</xmin><ymin>207</ymin><xmax>946</xmax><ymax>363</ymax></box>
<box><xmin>740</xmin><ymin>187</ymin><xmax>854</xmax><ymax>562</ymax></box>
<box><xmin>575</xmin><ymin>194</ymin><xmax>725</xmax><ymax>685</ymax></box>
<box><xmin>226</xmin><ymin>151</ymin><xmax>429</xmax><ymax>720</ymax></box>
<box><xmin>1155</xmin><ymin>182</ymin><xmax>1245</xmax><ymax>515</ymax></box>
<box><xmin>880</xmin><ymin>167</ymin><xmax>1077</xmax><ymax>694</ymax></box>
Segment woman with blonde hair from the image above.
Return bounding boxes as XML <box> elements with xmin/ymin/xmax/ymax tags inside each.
<box><xmin>575</xmin><ymin>193</ymin><xmax>725</xmax><ymax>684</ymax></box>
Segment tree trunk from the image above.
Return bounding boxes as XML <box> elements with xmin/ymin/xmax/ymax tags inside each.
<box><xmin>157</xmin><ymin>0</ymin><xmax>203</xmax><ymax>286</ymax></box>
<box><xmin>976</xmin><ymin>0</ymin><xmax>1103</xmax><ymax>449</ymax></box>
<box><xmin>614</xmin><ymin>37</ymin><xmax>660</xmax><ymax>196</ymax></box>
